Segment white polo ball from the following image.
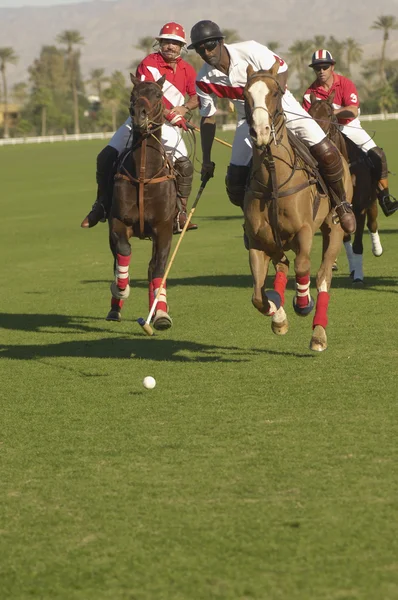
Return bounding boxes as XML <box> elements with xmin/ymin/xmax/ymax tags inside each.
<box><xmin>143</xmin><ymin>376</ymin><xmax>156</xmax><ymax>389</ymax></box>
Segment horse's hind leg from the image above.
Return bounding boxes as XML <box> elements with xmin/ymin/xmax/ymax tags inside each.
<box><xmin>367</xmin><ymin>190</ymin><xmax>383</xmax><ymax>257</ymax></box>
<box><xmin>350</xmin><ymin>211</ymin><xmax>366</xmax><ymax>285</ymax></box>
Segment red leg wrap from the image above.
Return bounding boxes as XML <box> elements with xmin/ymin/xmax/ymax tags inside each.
<box><xmin>111</xmin><ymin>298</ymin><xmax>124</xmax><ymax>310</ymax></box>
<box><xmin>274</xmin><ymin>271</ymin><xmax>288</xmax><ymax>306</ymax></box>
<box><xmin>116</xmin><ymin>253</ymin><xmax>131</xmax><ymax>290</ymax></box>
<box><xmin>313</xmin><ymin>291</ymin><xmax>330</xmax><ymax>330</ymax></box>
<box><xmin>296</xmin><ymin>274</ymin><xmax>310</xmax><ymax>308</ymax></box>
<box><xmin>152</xmin><ymin>277</ymin><xmax>167</xmax><ymax>313</ymax></box>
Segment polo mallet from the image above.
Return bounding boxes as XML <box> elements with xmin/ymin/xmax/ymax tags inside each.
<box><xmin>137</xmin><ymin>173</ymin><xmax>211</xmax><ymax>336</ymax></box>
<box><xmin>187</xmin><ymin>123</ymin><xmax>233</xmax><ymax>149</ymax></box>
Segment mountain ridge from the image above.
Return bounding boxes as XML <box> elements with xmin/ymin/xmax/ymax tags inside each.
<box><xmin>1</xmin><ymin>0</ymin><xmax>398</xmax><ymax>88</ymax></box>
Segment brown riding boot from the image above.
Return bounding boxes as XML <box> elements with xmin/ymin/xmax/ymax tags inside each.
<box><xmin>173</xmin><ymin>197</ymin><xmax>198</xmax><ymax>234</ymax></box>
<box><xmin>310</xmin><ymin>138</ymin><xmax>356</xmax><ymax>234</ymax></box>
<box><xmin>367</xmin><ymin>147</ymin><xmax>398</xmax><ymax>216</ymax></box>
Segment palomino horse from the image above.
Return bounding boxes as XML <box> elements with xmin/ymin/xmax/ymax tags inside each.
<box><xmin>243</xmin><ymin>63</ymin><xmax>352</xmax><ymax>351</ymax></box>
<box><xmin>308</xmin><ymin>92</ymin><xmax>382</xmax><ymax>284</ymax></box>
<box><xmin>106</xmin><ymin>74</ymin><xmax>177</xmax><ymax>329</ymax></box>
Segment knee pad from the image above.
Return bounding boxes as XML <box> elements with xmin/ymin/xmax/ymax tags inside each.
<box><xmin>225</xmin><ymin>164</ymin><xmax>251</xmax><ymax>208</ymax></box>
<box><xmin>367</xmin><ymin>147</ymin><xmax>388</xmax><ymax>180</ymax></box>
<box><xmin>174</xmin><ymin>156</ymin><xmax>193</xmax><ymax>198</ymax></box>
<box><xmin>310</xmin><ymin>138</ymin><xmax>343</xmax><ymax>182</ymax></box>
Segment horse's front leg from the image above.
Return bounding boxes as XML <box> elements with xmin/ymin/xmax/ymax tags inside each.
<box><xmin>292</xmin><ymin>223</ymin><xmax>315</xmax><ymax>317</ymax></box>
<box><xmin>350</xmin><ymin>210</ymin><xmax>366</xmax><ymax>285</ymax></box>
<box><xmin>310</xmin><ymin>220</ymin><xmax>344</xmax><ymax>352</ymax></box>
<box><xmin>107</xmin><ymin>218</ymin><xmax>133</xmax><ymax>322</ymax></box>
<box><xmin>150</xmin><ymin>222</ymin><xmax>174</xmax><ymax>331</ymax></box>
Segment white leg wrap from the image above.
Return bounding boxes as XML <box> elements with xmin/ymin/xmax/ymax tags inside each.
<box><xmin>272</xmin><ymin>306</ymin><xmax>287</xmax><ymax>323</ymax></box>
<box><xmin>369</xmin><ymin>231</ymin><xmax>383</xmax><ymax>257</ymax></box>
<box><xmin>352</xmin><ymin>253</ymin><xmax>364</xmax><ymax>281</ymax></box>
<box><xmin>344</xmin><ymin>241</ymin><xmax>355</xmax><ymax>273</ymax></box>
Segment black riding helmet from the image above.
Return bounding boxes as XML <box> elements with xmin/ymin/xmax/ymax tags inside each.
<box><xmin>187</xmin><ymin>20</ymin><xmax>225</xmax><ymax>50</ymax></box>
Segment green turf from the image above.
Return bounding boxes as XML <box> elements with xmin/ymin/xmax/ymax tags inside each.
<box><xmin>1</xmin><ymin>122</ymin><xmax>398</xmax><ymax>600</ymax></box>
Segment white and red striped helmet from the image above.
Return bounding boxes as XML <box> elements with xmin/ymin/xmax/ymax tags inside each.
<box><xmin>309</xmin><ymin>49</ymin><xmax>336</xmax><ymax>67</ymax></box>
<box><xmin>156</xmin><ymin>22</ymin><xmax>187</xmax><ymax>45</ymax></box>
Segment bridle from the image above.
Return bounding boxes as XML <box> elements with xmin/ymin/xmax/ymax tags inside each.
<box><xmin>129</xmin><ymin>81</ymin><xmax>164</xmax><ymax>135</ymax></box>
<box><xmin>245</xmin><ymin>72</ymin><xmax>285</xmax><ymax>148</ymax></box>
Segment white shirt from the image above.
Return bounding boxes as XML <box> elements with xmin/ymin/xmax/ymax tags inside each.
<box><xmin>196</xmin><ymin>41</ymin><xmax>288</xmax><ymax>121</ymax></box>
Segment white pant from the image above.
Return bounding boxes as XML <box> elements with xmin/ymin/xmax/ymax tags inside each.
<box><xmin>108</xmin><ymin>118</ymin><xmax>188</xmax><ymax>160</ymax></box>
<box><xmin>231</xmin><ymin>89</ymin><xmax>326</xmax><ymax>166</ymax></box>
<box><xmin>339</xmin><ymin>118</ymin><xmax>377</xmax><ymax>153</ymax></box>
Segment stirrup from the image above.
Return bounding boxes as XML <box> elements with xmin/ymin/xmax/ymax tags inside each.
<box><xmin>379</xmin><ymin>192</ymin><xmax>398</xmax><ymax>217</ymax></box>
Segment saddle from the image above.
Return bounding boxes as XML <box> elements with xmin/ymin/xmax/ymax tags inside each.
<box><xmin>287</xmin><ymin>130</ymin><xmax>329</xmax><ymax>197</ymax></box>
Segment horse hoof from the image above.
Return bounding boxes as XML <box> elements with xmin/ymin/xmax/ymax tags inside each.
<box><xmin>372</xmin><ymin>247</ymin><xmax>383</xmax><ymax>257</ymax></box>
<box><xmin>106</xmin><ymin>310</ymin><xmax>121</xmax><ymax>322</ymax></box>
<box><xmin>332</xmin><ymin>261</ymin><xmax>338</xmax><ymax>271</ymax></box>
<box><xmin>272</xmin><ymin>320</ymin><xmax>288</xmax><ymax>335</ymax></box>
<box><xmin>310</xmin><ymin>325</ymin><xmax>327</xmax><ymax>352</ymax></box>
<box><xmin>271</xmin><ymin>306</ymin><xmax>288</xmax><ymax>335</ymax></box>
<box><xmin>352</xmin><ymin>278</ymin><xmax>364</xmax><ymax>287</ymax></box>
<box><xmin>153</xmin><ymin>310</ymin><xmax>172</xmax><ymax>331</ymax></box>
<box><xmin>110</xmin><ymin>281</ymin><xmax>130</xmax><ymax>300</ymax></box>
<box><xmin>293</xmin><ymin>296</ymin><xmax>315</xmax><ymax>317</ymax></box>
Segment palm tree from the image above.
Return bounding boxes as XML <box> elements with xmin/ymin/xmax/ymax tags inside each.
<box><xmin>344</xmin><ymin>38</ymin><xmax>363</xmax><ymax>75</ymax></box>
<box><xmin>102</xmin><ymin>70</ymin><xmax>126</xmax><ymax>131</ymax></box>
<box><xmin>223</xmin><ymin>29</ymin><xmax>241</xmax><ymax>44</ymax></box>
<box><xmin>0</xmin><ymin>47</ymin><xmax>19</xmax><ymax>138</ymax></box>
<box><xmin>267</xmin><ymin>41</ymin><xmax>280</xmax><ymax>53</ymax></box>
<box><xmin>288</xmin><ymin>39</ymin><xmax>314</xmax><ymax>92</ymax></box>
<box><xmin>130</xmin><ymin>36</ymin><xmax>155</xmax><ymax>70</ymax></box>
<box><xmin>313</xmin><ymin>35</ymin><xmax>326</xmax><ymax>49</ymax></box>
<box><xmin>56</xmin><ymin>30</ymin><xmax>85</xmax><ymax>134</ymax></box>
<box><xmin>371</xmin><ymin>15</ymin><xmax>398</xmax><ymax>82</ymax></box>
<box><xmin>87</xmin><ymin>68</ymin><xmax>108</xmax><ymax>101</ymax></box>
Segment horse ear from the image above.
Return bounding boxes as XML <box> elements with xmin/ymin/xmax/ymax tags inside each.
<box><xmin>130</xmin><ymin>74</ymin><xmax>140</xmax><ymax>86</ymax></box>
<box><xmin>156</xmin><ymin>75</ymin><xmax>166</xmax><ymax>88</ymax></box>
<box><xmin>310</xmin><ymin>92</ymin><xmax>317</xmax><ymax>105</ymax></box>
<box><xmin>246</xmin><ymin>64</ymin><xmax>255</xmax><ymax>79</ymax></box>
<box><xmin>270</xmin><ymin>59</ymin><xmax>279</xmax><ymax>77</ymax></box>
<box><xmin>328</xmin><ymin>89</ymin><xmax>336</xmax><ymax>104</ymax></box>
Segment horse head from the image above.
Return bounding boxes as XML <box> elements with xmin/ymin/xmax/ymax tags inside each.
<box><xmin>129</xmin><ymin>74</ymin><xmax>166</xmax><ymax>133</ymax></box>
<box><xmin>244</xmin><ymin>61</ymin><xmax>283</xmax><ymax>148</ymax></box>
<box><xmin>308</xmin><ymin>90</ymin><xmax>336</xmax><ymax>136</ymax></box>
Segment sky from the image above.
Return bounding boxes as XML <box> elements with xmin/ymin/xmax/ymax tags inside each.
<box><xmin>0</xmin><ymin>0</ymin><xmax>116</xmax><ymax>6</ymax></box>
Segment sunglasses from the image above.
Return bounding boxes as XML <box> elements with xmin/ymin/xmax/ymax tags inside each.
<box><xmin>194</xmin><ymin>39</ymin><xmax>220</xmax><ymax>54</ymax></box>
<box><xmin>313</xmin><ymin>64</ymin><xmax>331</xmax><ymax>72</ymax></box>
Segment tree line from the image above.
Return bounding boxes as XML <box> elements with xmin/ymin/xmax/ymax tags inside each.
<box><xmin>0</xmin><ymin>14</ymin><xmax>397</xmax><ymax>138</ymax></box>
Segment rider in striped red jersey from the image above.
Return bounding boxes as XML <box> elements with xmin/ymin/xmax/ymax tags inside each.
<box><xmin>303</xmin><ymin>49</ymin><xmax>398</xmax><ymax>217</ymax></box>
<box><xmin>189</xmin><ymin>20</ymin><xmax>356</xmax><ymax>235</ymax></box>
<box><xmin>81</xmin><ymin>22</ymin><xmax>199</xmax><ymax>232</ymax></box>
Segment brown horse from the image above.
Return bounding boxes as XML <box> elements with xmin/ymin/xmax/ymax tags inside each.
<box><xmin>308</xmin><ymin>92</ymin><xmax>383</xmax><ymax>284</ymax></box>
<box><xmin>106</xmin><ymin>74</ymin><xmax>177</xmax><ymax>330</ymax></box>
<box><xmin>243</xmin><ymin>63</ymin><xmax>353</xmax><ymax>351</ymax></box>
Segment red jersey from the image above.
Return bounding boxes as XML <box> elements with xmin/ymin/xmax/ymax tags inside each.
<box><xmin>302</xmin><ymin>73</ymin><xmax>359</xmax><ymax>125</ymax></box>
<box><xmin>136</xmin><ymin>52</ymin><xmax>197</xmax><ymax>111</ymax></box>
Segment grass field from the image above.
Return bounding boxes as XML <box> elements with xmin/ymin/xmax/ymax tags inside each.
<box><xmin>1</xmin><ymin>121</ymin><xmax>398</xmax><ymax>600</ymax></box>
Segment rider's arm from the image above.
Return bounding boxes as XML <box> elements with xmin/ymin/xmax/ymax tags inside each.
<box><xmin>333</xmin><ymin>105</ymin><xmax>359</xmax><ymax>119</ymax></box>
<box><xmin>200</xmin><ymin>116</ymin><xmax>216</xmax><ymax>164</ymax></box>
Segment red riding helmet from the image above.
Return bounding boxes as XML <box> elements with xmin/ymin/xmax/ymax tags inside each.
<box><xmin>156</xmin><ymin>22</ymin><xmax>187</xmax><ymax>45</ymax></box>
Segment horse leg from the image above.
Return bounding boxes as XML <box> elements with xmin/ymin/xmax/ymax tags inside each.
<box><xmin>351</xmin><ymin>211</ymin><xmax>366</xmax><ymax>286</ymax></box>
<box><xmin>109</xmin><ymin>219</ymin><xmax>133</xmax><ymax>306</ymax></box>
<box><xmin>150</xmin><ymin>223</ymin><xmax>173</xmax><ymax>331</ymax></box>
<box><xmin>271</xmin><ymin>255</ymin><xmax>289</xmax><ymax>335</ymax></box>
<box><xmin>292</xmin><ymin>224</ymin><xmax>315</xmax><ymax>317</ymax></box>
<box><xmin>343</xmin><ymin>234</ymin><xmax>355</xmax><ymax>277</ymax></box>
<box><xmin>310</xmin><ymin>222</ymin><xmax>343</xmax><ymax>352</ymax></box>
<box><xmin>367</xmin><ymin>189</ymin><xmax>383</xmax><ymax>257</ymax></box>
